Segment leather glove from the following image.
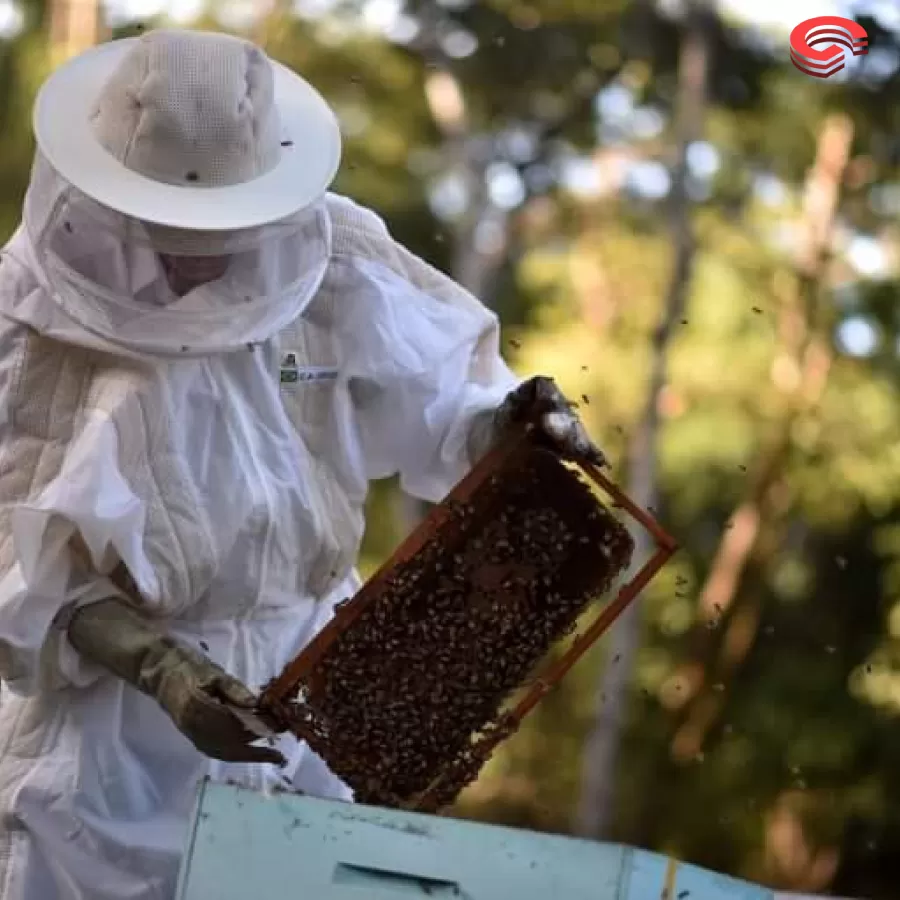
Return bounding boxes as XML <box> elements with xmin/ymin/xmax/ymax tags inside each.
<box><xmin>68</xmin><ymin>597</ymin><xmax>285</xmax><ymax>766</ymax></box>
<box><xmin>469</xmin><ymin>375</ymin><xmax>606</xmax><ymax>466</ymax></box>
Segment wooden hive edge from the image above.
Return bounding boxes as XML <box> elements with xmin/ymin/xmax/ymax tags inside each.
<box><xmin>259</xmin><ymin>427</ymin><xmax>679</xmax><ymax>815</ymax></box>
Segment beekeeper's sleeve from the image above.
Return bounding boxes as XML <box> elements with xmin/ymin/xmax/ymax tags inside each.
<box><xmin>330</xmin><ymin>201</ymin><xmax>522</xmax><ymax>503</ymax></box>
<box><xmin>0</xmin><ymin>321</ymin><xmax>147</xmax><ymax>696</ymax></box>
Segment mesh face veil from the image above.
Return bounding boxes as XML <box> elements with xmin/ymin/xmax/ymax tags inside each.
<box><xmin>22</xmin><ymin>151</ymin><xmax>331</xmax><ymax>356</ymax></box>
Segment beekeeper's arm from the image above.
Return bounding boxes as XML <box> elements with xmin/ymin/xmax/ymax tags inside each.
<box><xmin>329</xmin><ymin>198</ymin><xmax>603</xmax><ymax>501</ymax></box>
<box><xmin>0</xmin><ymin>321</ymin><xmax>280</xmax><ymax>765</ymax></box>
<box><xmin>67</xmin><ymin>599</ymin><xmax>283</xmax><ymax>764</ymax></box>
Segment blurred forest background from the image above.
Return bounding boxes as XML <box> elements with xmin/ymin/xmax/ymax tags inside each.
<box><xmin>2</xmin><ymin>0</ymin><xmax>900</xmax><ymax>896</ymax></box>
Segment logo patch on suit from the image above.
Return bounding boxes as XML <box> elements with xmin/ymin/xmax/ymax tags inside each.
<box><xmin>279</xmin><ymin>350</ymin><xmax>339</xmax><ymax>386</ymax></box>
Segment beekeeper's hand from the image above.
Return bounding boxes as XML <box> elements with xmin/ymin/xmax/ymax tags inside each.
<box><xmin>68</xmin><ymin>597</ymin><xmax>285</xmax><ymax>765</ymax></box>
<box><xmin>470</xmin><ymin>375</ymin><xmax>606</xmax><ymax>466</ymax></box>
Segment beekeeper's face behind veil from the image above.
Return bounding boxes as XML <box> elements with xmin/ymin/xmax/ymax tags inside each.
<box><xmin>23</xmin><ymin>29</ymin><xmax>341</xmax><ymax>356</ymax></box>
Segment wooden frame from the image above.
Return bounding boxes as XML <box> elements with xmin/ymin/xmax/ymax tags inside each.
<box><xmin>260</xmin><ymin>427</ymin><xmax>678</xmax><ymax>811</ymax></box>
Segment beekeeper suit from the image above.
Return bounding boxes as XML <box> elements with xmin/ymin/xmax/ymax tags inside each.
<box><xmin>0</xmin><ymin>28</ymin><xmax>602</xmax><ymax>900</ymax></box>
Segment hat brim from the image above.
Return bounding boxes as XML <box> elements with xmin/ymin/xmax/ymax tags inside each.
<box><xmin>33</xmin><ymin>37</ymin><xmax>342</xmax><ymax>231</ymax></box>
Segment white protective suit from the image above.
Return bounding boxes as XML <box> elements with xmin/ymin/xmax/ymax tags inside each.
<box><xmin>0</xmin><ymin>147</ymin><xmax>519</xmax><ymax>898</ymax></box>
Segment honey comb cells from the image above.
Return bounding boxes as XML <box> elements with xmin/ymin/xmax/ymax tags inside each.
<box><xmin>276</xmin><ymin>445</ymin><xmax>634</xmax><ymax>810</ymax></box>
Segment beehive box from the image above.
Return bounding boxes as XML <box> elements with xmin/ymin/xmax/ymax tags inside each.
<box><xmin>175</xmin><ymin>780</ymin><xmax>774</xmax><ymax>900</ymax></box>
<box><xmin>261</xmin><ymin>426</ymin><xmax>676</xmax><ymax>812</ymax></box>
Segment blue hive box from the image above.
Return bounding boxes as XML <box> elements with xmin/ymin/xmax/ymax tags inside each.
<box><xmin>174</xmin><ymin>779</ymin><xmax>780</xmax><ymax>900</ymax></box>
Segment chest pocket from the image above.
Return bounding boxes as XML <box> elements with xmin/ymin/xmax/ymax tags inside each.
<box><xmin>275</xmin><ymin>316</ymin><xmax>363</xmax><ymax>597</ymax></box>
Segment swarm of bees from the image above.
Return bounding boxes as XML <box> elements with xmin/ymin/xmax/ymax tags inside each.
<box><xmin>278</xmin><ymin>446</ymin><xmax>634</xmax><ymax>810</ymax></box>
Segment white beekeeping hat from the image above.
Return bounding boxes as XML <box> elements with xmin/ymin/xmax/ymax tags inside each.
<box><xmin>11</xmin><ymin>29</ymin><xmax>337</xmax><ymax>357</ymax></box>
<box><xmin>31</xmin><ymin>28</ymin><xmax>342</xmax><ymax>232</ymax></box>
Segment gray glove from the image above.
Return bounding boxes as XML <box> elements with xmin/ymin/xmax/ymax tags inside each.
<box><xmin>469</xmin><ymin>375</ymin><xmax>606</xmax><ymax>466</ymax></box>
<box><xmin>67</xmin><ymin>597</ymin><xmax>284</xmax><ymax>766</ymax></box>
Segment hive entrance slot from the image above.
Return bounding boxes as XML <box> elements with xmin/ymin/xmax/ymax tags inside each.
<box><xmin>332</xmin><ymin>863</ymin><xmax>464</xmax><ymax>896</ymax></box>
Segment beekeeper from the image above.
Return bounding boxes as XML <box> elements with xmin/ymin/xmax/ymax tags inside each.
<box><xmin>0</xmin><ymin>27</ymin><xmax>602</xmax><ymax>900</ymax></box>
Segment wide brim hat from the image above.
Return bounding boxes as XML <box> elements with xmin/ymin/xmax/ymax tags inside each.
<box><xmin>32</xmin><ymin>33</ymin><xmax>342</xmax><ymax>232</ymax></box>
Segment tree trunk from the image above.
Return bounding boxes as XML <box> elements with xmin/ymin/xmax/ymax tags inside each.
<box><xmin>574</xmin><ymin>0</ymin><xmax>712</xmax><ymax>839</ymax></box>
<box><xmin>48</xmin><ymin>0</ymin><xmax>105</xmax><ymax>60</ymax></box>
<box><xmin>668</xmin><ymin>113</ymin><xmax>853</xmax><ymax>761</ymax></box>
<box><xmin>392</xmin><ymin>58</ymin><xmax>509</xmax><ymax>537</ymax></box>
